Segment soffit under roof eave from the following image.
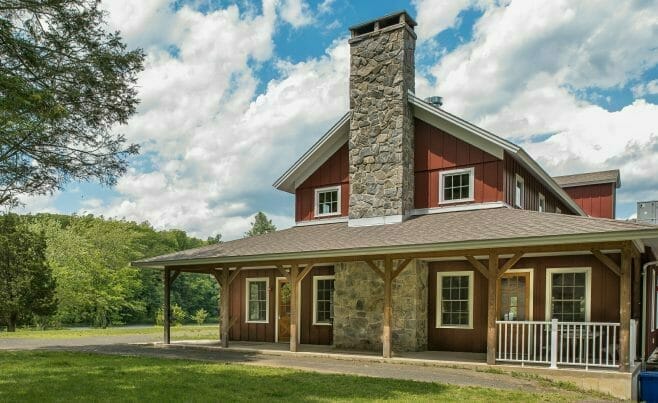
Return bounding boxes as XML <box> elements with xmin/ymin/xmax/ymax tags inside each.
<box><xmin>272</xmin><ymin>113</ymin><xmax>350</xmax><ymax>194</ymax></box>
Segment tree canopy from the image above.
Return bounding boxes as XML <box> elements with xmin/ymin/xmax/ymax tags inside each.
<box><xmin>244</xmin><ymin>211</ymin><xmax>276</xmax><ymax>237</ymax></box>
<box><xmin>0</xmin><ymin>213</ymin><xmax>56</xmax><ymax>331</ymax></box>
<box><xmin>0</xmin><ymin>0</ymin><xmax>144</xmax><ymax>206</ymax></box>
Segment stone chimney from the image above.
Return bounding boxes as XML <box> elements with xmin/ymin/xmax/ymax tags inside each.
<box><xmin>348</xmin><ymin>11</ymin><xmax>417</xmax><ymax>226</ymax></box>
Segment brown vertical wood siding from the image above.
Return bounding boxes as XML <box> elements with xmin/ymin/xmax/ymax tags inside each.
<box><xmin>299</xmin><ymin>266</ymin><xmax>335</xmax><ymax>345</ymax></box>
<box><xmin>428</xmin><ymin>254</ymin><xmax>621</xmax><ymax>352</ymax></box>
<box><xmin>228</xmin><ymin>267</ymin><xmax>334</xmax><ymax>345</ymax></box>
<box><xmin>414</xmin><ymin>119</ymin><xmax>504</xmax><ymax>209</ymax></box>
<box><xmin>229</xmin><ymin>269</ymin><xmax>279</xmax><ymax>342</ymax></box>
<box><xmin>295</xmin><ymin>144</ymin><xmax>349</xmax><ymax>222</ymax></box>
<box><xmin>503</xmin><ymin>152</ymin><xmax>572</xmax><ymax>214</ymax></box>
<box><xmin>562</xmin><ymin>183</ymin><xmax>615</xmax><ymax>218</ymax></box>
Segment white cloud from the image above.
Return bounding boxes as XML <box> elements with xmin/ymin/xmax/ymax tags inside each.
<box><xmin>632</xmin><ymin>79</ymin><xmax>658</xmax><ymax>97</ymax></box>
<box><xmin>419</xmin><ymin>0</ymin><xmax>658</xmax><ymax>215</ymax></box>
<box><xmin>279</xmin><ymin>0</ymin><xmax>314</xmax><ymax>28</ymax></box>
<box><xmin>318</xmin><ymin>0</ymin><xmax>335</xmax><ymax>15</ymax></box>
<box><xmin>412</xmin><ymin>0</ymin><xmax>484</xmax><ymax>41</ymax></box>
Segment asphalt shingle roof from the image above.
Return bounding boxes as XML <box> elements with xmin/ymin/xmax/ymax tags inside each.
<box><xmin>553</xmin><ymin>170</ymin><xmax>620</xmax><ymax>188</ymax></box>
<box><xmin>133</xmin><ymin>208</ymin><xmax>658</xmax><ymax>267</ymax></box>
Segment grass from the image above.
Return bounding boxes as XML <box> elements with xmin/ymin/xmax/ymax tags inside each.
<box><xmin>0</xmin><ymin>351</ymin><xmax>605</xmax><ymax>402</ymax></box>
<box><xmin>0</xmin><ymin>324</ymin><xmax>219</xmax><ymax>340</ymax></box>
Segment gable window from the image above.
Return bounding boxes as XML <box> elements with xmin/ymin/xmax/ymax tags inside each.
<box><xmin>515</xmin><ymin>174</ymin><xmax>525</xmax><ymax>208</ymax></box>
<box><xmin>436</xmin><ymin>271</ymin><xmax>474</xmax><ymax>328</ymax></box>
<box><xmin>538</xmin><ymin>193</ymin><xmax>546</xmax><ymax>212</ymax></box>
<box><xmin>246</xmin><ymin>278</ymin><xmax>269</xmax><ymax>323</ymax></box>
<box><xmin>315</xmin><ymin>186</ymin><xmax>341</xmax><ymax>217</ymax></box>
<box><xmin>313</xmin><ymin>275</ymin><xmax>335</xmax><ymax>325</ymax></box>
<box><xmin>439</xmin><ymin>167</ymin><xmax>475</xmax><ymax>204</ymax></box>
<box><xmin>546</xmin><ymin>268</ymin><xmax>591</xmax><ymax>322</ymax></box>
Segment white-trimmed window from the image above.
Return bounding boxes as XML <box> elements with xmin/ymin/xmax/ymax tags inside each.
<box><xmin>515</xmin><ymin>174</ymin><xmax>525</xmax><ymax>208</ymax></box>
<box><xmin>439</xmin><ymin>167</ymin><xmax>475</xmax><ymax>204</ymax></box>
<box><xmin>246</xmin><ymin>277</ymin><xmax>269</xmax><ymax>323</ymax></box>
<box><xmin>546</xmin><ymin>268</ymin><xmax>591</xmax><ymax>322</ymax></box>
<box><xmin>436</xmin><ymin>271</ymin><xmax>474</xmax><ymax>328</ymax></box>
<box><xmin>315</xmin><ymin>186</ymin><xmax>341</xmax><ymax>217</ymax></box>
<box><xmin>538</xmin><ymin>193</ymin><xmax>546</xmax><ymax>212</ymax></box>
<box><xmin>313</xmin><ymin>275</ymin><xmax>335</xmax><ymax>325</ymax></box>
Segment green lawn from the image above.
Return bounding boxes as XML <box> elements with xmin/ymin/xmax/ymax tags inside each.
<box><xmin>0</xmin><ymin>351</ymin><xmax>603</xmax><ymax>402</ymax></box>
<box><xmin>0</xmin><ymin>325</ymin><xmax>218</xmax><ymax>340</ymax></box>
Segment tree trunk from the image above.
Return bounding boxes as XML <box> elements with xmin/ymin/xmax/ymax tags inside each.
<box><xmin>7</xmin><ymin>313</ymin><xmax>17</xmax><ymax>332</ymax></box>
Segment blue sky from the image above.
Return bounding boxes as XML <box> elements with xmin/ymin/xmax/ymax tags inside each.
<box><xmin>21</xmin><ymin>0</ymin><xmax>658</xmax><ymax>239</ymax></box>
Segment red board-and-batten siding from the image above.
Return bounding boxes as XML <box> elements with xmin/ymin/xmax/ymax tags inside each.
<box><xmin>228</xmin><ymin>267</ymin><xmax>334</xmax><ymax>345</ymax></box>
<box><xmin>295</xmin><ymin>144</ymin><xmax>349</xmax><ymax>222</ymax></box>
<box><xmin>563</xmin><ymin>183</ymin><xmax>615</xmax><ymax>219</ymax></box>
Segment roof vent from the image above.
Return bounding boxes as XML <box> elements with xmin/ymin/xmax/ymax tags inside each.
<box><xmin>425</xmin><ymin>96</ymin><xmax>443</xmax><ymax>108</ymax></box>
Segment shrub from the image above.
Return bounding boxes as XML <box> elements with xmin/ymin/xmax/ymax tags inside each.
<box><xmin>192</xmin><ymin>308</ymin><xmax>209</xmax><ymax>325</ymax></box>
<box><xmin>155</xmin><ymin>304</ymin><xmax>187</xmax><ymax>326</ymax></box>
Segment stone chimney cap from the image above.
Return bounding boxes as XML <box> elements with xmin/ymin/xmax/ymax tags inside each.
<box><xmin>349</xmin><ymin>10</ymin><xmax>417</xmax><ymax>37</ymax></box>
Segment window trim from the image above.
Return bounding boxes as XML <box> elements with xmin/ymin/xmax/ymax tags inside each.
<box><xmin>438</xmin><ymin>167</ymin><xmax>475</xmax><ymax>204</ymax></box>
<box><xmin>314</xmin><ymin>186</ymin><xmax>341</xmax><ymax>218</ymax></box>
<box><xmin>312</xmin><ymin>275</ymin><xmax>335</xmax><ymax>326</ymax></box>
<box><xmin>514</xmin><ymin>174</ymin><xmax>525</xmax><ymax>208</ymax></box>
<box><xmin>245</xmin><ymin>277</ymin><xmax>270</xmax><ymax>324</ymax></box>
<box><xmin>436</xmin><ymin>270</ymin><xmax>474</xmax><ymax>329</ymax></box>
<box><xmin>545</xmin><ymin>267</ymin><xmax>591</xmax><ymax>322</ymax></box>
<box><xmin>538</xmin><ymin>193</ymin><xmax>546</xmax><ymax>213</ymax></box>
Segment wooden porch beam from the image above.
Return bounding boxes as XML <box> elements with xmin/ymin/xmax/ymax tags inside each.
<box><xmin>591</xmin><ymin>249</ymin><xmax>621</xmax><ymax>277</ymax></box>
<box><xmin>365</xmin><ymin>260</ymin><xmax>385</xmax><ymax>280</ymax></box>
<box><xmin>391</xmin><ymin>258</ymin><xmax>413</xmax><ymax>280</ymax></box>
<box><xmin>498</xmin><ymin>252</ymin><xmax>524</xmax><ymax>278</ymax></box>
<box><xmin>170</xmin><ymin>269</ymin><xmax>181</xmax><ymax>284</ymax></box>
<box><xmin>486</xmin><ymin>254</ymin><xmax>498</xmax><ymax>365</ymax></box>
<box><xmin>465</xmin><ymin>255</ymin><xmax>489</xmax><ymax>280</ymax></box>
<box><xmin>297</xmin><ymin>262</ymin><xmax>316</xmax><ymax>284</ymax></box>
<box><xmin>228</xmin><ymin>267</ymin><xmax>243</xmax><ymax>285</ymax></box>
<box><xmin>276</xmin><ymin>265</ymin><xmax>291</xmax><ymax>282</ymax></box>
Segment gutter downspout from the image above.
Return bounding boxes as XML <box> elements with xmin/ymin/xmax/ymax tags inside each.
<box><xmin>642</xmin><ymin>260</ymin><xmax>658</xmax><ymax>365</ymax></box>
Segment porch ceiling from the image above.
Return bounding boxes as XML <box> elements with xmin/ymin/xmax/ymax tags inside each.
<box><xmin>132</xmin><ymin>208</ymin><xmax>658</xmax><ymax>269</ymax></box>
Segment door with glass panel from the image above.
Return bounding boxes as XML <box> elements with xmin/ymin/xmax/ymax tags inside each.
<box><xmin>498</xmin><ymin>272</ymin><xmax>530</xmax><ymax>361</ymax></box>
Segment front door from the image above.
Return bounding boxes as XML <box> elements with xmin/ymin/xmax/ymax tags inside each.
<box><xmin>498</xmin><ymin>272</ymin><xmax>530</xmax><ymax>320</ymax></box>
<box><xmin>277</xmin><ymin>279</ymin><xmax>291</xmax><ymax>342</ymax></box>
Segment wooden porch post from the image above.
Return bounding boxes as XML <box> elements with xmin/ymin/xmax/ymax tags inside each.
<box><xmin>290</xmin><ymin>264</ymin><xmax>300</xmax><ymax>353</ymax></box>
<box><xmin>163</xmin><ymin>267</ymin><xmax>171</xmax><ymax>345</ymax></box>
<box><xmin>220</xmin><ymin>268</ymin><xmax>230</xmax><ymax>348</ymax></box>
<box><xmin>383</xmin><ymin>257</ymin><xmax>393</xmax><ymax>359</ymax></box>
<box><xmin>620</xmin><ymin>244</ymin><xmax>632</xmax><ymax>371</ymax></box>
<box><xmin>486</xmin><ymin>254</ymin><xmax>498</xmax><ymax>365</ymax></box>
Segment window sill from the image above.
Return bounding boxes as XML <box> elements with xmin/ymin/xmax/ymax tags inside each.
<box><xmin>439</xmin><ymin>198</ymin><xmax>475</xmax><ymax>205</ymax></box>
<box><xmin>436</xmin><ymin>325</ymin><xmax>474</xmax><ymax>330</ymax></box>
<box><xmin>314</xmin><ymin>213</ymin><xmax>342</xmax><ymax>219</ymax></box>
<box><xmin>245</xmin><ymin>320</ymin><xmax>269</xmax><ymax>324</ymax></box>
<box><xmin>312</xmin><ymin>322</ymin><xmax>333</xmax><ymax>326</ymax></box>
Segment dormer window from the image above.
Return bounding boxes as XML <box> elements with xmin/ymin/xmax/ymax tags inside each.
<box><xmin>315</xmin><ymin>186</ymin><xmax>341</xmax><ymax>217</ymax></box>
<box><xmin>439</xmin><ymin>167</ymin><xmax>475</xmax><ymax>204</ymax></box>
<box><xmin>538</xmin><ymin>193</ymin><xmax>546</xmax><ymax>212</ymax></box>
<box><xmin>515</xmin><ymin>174</ymin><xmax>525</xmax><ymax>208</ymax></box>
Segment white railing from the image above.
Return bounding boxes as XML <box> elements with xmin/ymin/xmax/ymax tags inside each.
<box><xmin>496</xmin><ymin>319</ymin><xmax>621</xmax><ymax>369</ymax></box>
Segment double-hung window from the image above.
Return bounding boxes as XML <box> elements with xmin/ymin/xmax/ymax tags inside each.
<box><xmin>515</xmin><ymin>174</ymin><xmax>525</xmax><ymax>208</ymax></box>
<box><xmin>246</xmin><ymin>278</ymin><xmax>269</xmax><ymax>323</ymax></box>
<box><xmin>439</xmin><ymin>167</ymin><xmax>475</xmax><ymax>204</ymax></box>
<box><xmin>313</xmin><ymin>276</ymin><xmax>335</xmax><ymax>325</ymax></box>
<box><xmin>436</xmin><ymin>271</ymin><xmax>474</xmax><ymax>328</ymax></box>
<box><xmin>546</xmin><ymin>268</ymin><xmax>590</xmax><ymax>322</ymax></box>
<box><xmin>315</xmin><ymin>186</ymin><xmax>340</xmax><ymax>217</ymax></box>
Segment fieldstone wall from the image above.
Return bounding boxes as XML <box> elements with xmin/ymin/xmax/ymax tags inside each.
<box><xmin>348</xmin><ymin>22</ymin><xmax>416</xmax><ymax>220</ymax></box>
<box><xmin>333</xmin><ymin>260</ymin><xmax>428</xmax><ymax>352</ymax></box>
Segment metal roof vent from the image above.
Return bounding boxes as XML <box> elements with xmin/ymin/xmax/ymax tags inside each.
<box><xmin>425</xmin><ymin>96</ymin><xmax>443</xmax><ymax>108</ymax></box>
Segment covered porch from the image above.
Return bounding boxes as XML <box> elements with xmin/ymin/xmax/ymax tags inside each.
<box><xmin>155</xmin><ymin>238</ymin><xmax>643</xmax><ymax>372</ymax></box>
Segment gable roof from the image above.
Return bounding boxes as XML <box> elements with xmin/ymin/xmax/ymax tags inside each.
<box><xmin>273</xmin><ymin>93</ymin><xmax>586</xmax><ymax>216</ymax></box>
<box><xmin>133</xmin><ymin>208</ymin><xmax>658</xmax><ymax>268</ymax></box>
<box><xmin>553</xmin><ymin>170</ymin><xmax>621</xmax><ymax>188</ymax></box>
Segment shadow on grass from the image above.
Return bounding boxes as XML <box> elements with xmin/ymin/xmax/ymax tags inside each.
<box><xmin>0</xmin><ymin>350</ymin><xmax>466</xmax><ymax>402</ymax></box>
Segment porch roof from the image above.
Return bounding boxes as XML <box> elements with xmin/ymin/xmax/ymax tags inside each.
<box><xmin>133</xmin><ymin>208</ymin><xmax>658</xmax><ymax>268</ymax></box>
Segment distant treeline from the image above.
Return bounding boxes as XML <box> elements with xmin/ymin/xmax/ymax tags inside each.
<box><xmin>13</xmin><ymin>214</ymin><xmax>219</xmax><ymax>328</ymax></box>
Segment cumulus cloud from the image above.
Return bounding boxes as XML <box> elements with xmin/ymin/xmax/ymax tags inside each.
<box><xmin>412</xmin><ymin>0</ymin><xmax>483</xmax><ymax>41</ymax></box>
<box><xmin>420</xmin><ymin>0</ymin><xmax>658</xmax><ymax>216</ymax></box>
<box><xmin>632</xmin><ymin>79</ymin><xmax>658</xmax><ymax>97</ymax></box>
<box><xmin>279</xmin><ymin>0</ymin><xmax>314</xmax><ymax>28</ymax></box>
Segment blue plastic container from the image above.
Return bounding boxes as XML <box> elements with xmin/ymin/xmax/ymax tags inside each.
<box><xmin>639</xmin><ymin>371</ymin><xmax>658</xmax><ymax>402</ymax></box>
